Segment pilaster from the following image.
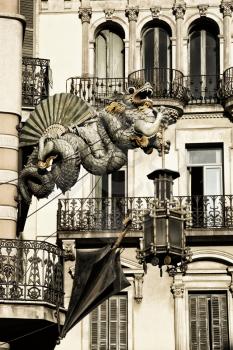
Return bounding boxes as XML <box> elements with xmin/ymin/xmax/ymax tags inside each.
<box><xmin>79</xmin><ymin>7</ymin><xmax>92</xmax><ymax>76</ymax></box>
<box><xmin>125</xmin><ymin>6</ymin><xmax>139</xmax><ymax>74</ymax></box>
<box><xmin>173</xmin><ymin>3</ymin><xmax>186</xmax><ymax>73</ymax></box>
<box><xmin>220</xmin><ymin>1</ymin><xmax>233</xmax><ymax>70</ymax></box>
<box><xmin>171</xmin><ymin>278</ymin><xmax>186</xmax><ymax>350</ymax></box>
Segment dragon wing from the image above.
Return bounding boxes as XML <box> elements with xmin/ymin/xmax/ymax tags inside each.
<box><xmin>20</xmin><ymin>93</ymin><xmax>96</xmax><ymax>147</ymax></box>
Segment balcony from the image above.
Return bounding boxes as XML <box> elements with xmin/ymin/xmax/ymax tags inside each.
<box><xmin>57</xmin><ymin>195</ymin><xmax>233</xmax><ymax>246</ymax></box>
<box><xmin>0</xmin><ymin>239</ymin><xmax>65</xmax><ymax>348</ymax></box>
<box><xmin>220</xmin><ymin>67</ymin><xmax>233</xmax><ymax>116</ymax></box>
<box><xmin>128</xmin><ymin>67</ymin><xmax>188</xmax><ymax>112</ymax></box>
<box><xmin>185</xmin><ymin>74</ymin><xmax>221</xmax><ymax>105</ymax></box>
<box><xmin>22</xmin><ymin>57</ymin><xmax>50</xmax><ymax>108</ymax></box>
<box><xmin>66</xmin><ymin>76</ymin><xmax>128</xmax><ymax>107</ymax></box>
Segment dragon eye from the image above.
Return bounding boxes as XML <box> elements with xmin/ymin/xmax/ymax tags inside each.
<box><xmin>128</xmin><ymin>86</ymin><xmax>136</xmax><ymax>94</ymax></box>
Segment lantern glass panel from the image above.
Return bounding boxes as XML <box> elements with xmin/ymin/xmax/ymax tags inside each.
<box><xmin>168</xmin><ymin>218</ymin><xmax>183</xmax><ymax>248</ymax></box>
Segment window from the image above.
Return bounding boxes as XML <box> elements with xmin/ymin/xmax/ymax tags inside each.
<box><xmin>189</xmin><ymin>293</ymin><xmax>229</xmax><ymax>350</ymax></box>
<box><xmin>187</xmin><ymin>146</ymin><xmax>223</xmax><ymax>197</ymax></box>
<box><xmin>188</xmin><ymin>18</ymin><xmax>219</xmax><ymax>101</ymax></box>
<box><xmin>95</xmin><ymin>24</ymin><xmax>125</xmax><ymax>79</ymax></box>
<box><xmin>20</xmin><ymin>0</ymin><xmax>34</xmax><ymax>56</ymax></box>
<box><xmin>142</xmin><ymin>21</ymin><xmax>171</xmax><ymax>70</ymax></box>
<box><xmin>90</xmin><ymin>295</ymin><xmax>128</xmax><ymax>350</ymax></box>
<box><xmin>141</xmin><ymin>20</ymin><xmax>172</xmax><ymax>95</ymax></box>
<box><xmin>187</xmin><ymin>145</ymin><xmax>224</xmax><ymax>227</ymax></box>
<box><xmin>101</xmin><ymin>170</ymin><xmax>126</xmax><ymax>230</ymax></box>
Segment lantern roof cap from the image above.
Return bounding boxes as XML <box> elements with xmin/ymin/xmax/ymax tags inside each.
<box><xmin>147</xmin><ymin>168</ymin><xmax>180</xmax><ymax>180</ymax></box>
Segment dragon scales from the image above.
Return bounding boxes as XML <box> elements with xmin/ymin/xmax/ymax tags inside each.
<box><xmin>19</xmin><ymin>83</ymin><xmax>172</xmax><ymax>203</ymax></box>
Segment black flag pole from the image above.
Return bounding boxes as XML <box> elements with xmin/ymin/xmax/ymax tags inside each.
<box><xmin>60</xmin><ymin>217</ymin><xmax>132</xmax><ymax>340</ymax></box>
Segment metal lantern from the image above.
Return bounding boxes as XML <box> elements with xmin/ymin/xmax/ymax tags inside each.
<box><xmin>137</xmin><ymin>169</ymin><xmax>191</xmax><ymax>276</ymax></box>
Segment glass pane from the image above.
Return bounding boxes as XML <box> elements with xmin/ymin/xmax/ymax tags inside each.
<box><xmin>190</xmin><ymin>31</ymin><xmax>201</xmax><ymax>76</ymax></box>
<box><xmin>205</xmin><ymin>167</ymin><xmax>222</xmax><ymax>195</ymax></box>
<box><xmin>159</xmin><ymin>28</ymin><xmax>168</xmax><ymax>69</ymax></box>
<box><xmin>188</xmin><ymin>149</ymin><xmax>222</xmax><ymax>165</ymax></box>
<box><xmin>206</xmin><ymin>32</ymin><xmax>218</xmax><ymax>76</ymax></box>
<box><xmin>144</xmin><ymin>29</ymin><xmax>154</xmax><ymax>70</ymax></box>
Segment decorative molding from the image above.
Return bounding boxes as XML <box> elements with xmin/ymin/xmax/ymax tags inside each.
<box><xmin>198</xmin><ymin>4</ymin><xmax>209</xmax><ymax>16</ymax></box>
<box><xmin>182</xmin><ymin>113</ymin><xmax>224</xmax><ymax>119</ymax></box>
<box><xmin>150</xmin><ymin>7</ymin><xmax>161</xmax><ymax>19</ymax></box>
<box><xmin>41</xmin><ymin>0</ymin><xmax>48</xmax><ymax>11</ymax></box>
<box><xmin>172</xmin><ymin>3</ymin><xmax>186</xmax><ymax>20</ymax></box>
<box><xmin>0</xmin><ymin>206</ymin><xmax>17</xmax><ymax>221</ymax></box>
<box><xmin>63</xmin><ymin>240</ymin><xmax>76</xmax><ymax>261</ymax></box>
<box><xmin>171</xmin><ymin>282</ymin><xmax>184</xmax><ymax>298</ymax></box>
<box><xmin>79</xmin><ymin>7</ymin><xmax>92</xmax><ymax>23</ymax></box>
<box><xmin>220</xmin><ymin>2</ymin><xmax>233</xmax><ymax>17</ymax></box>
<box><xmin>125</xmin><ymin>6</ymin><xmax>139</xmax><ymax>22</ymax></box>
<box><xmin>133</xmin><ymin>273</ymin><xmax>144</xmax><ymax>303</ymax></box>
<box><xmin>0</xmin><ymin>134</ymin><xmax>18</xmax><ymax>150</ymax></box>
<box><xmin>64</xmin><ymin>0</ymin><xmax>72</xmax><ymax>10</ymax></box>
<box><xmin>0</xmin><ymin>170</ymin><xmax>18</xmax><ymax>185</ymax></box>
<box><xmin>104</xmin><ymin>8</ymin><xmax>115</xmax><ymax>20</ymax></box>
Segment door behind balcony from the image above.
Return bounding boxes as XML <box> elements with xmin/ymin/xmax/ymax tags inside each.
<box><xmin>187</xmin><ymin>146</ymin><xmax>223</xmax><ymax>227</ymax></box>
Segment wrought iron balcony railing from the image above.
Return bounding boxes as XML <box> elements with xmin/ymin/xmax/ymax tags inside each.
<box><xmin>22</xmin><ymin>57</ymin><xmax>50</xmax><ymax>108</ymax></box>
<box><xmin>0</xmin><ymin>239</ymin><xmax>64</xmax><ymax>306</ymax></box>
<box><xmin>221</xmin><ymin>67</ymin><xmax>233</xmax><ymax>99</ymax></box>
<box><xmin>185</xmin><ymin>74</ymin><xmax>221</xmax><ymax>104</ymax></box>
<box><xmin>66</xmin><ymin>76</ymin><xmax>128</xmax><ymax>106</ymax></box>
<box><xmin>128</xmin><ymin>67</ymin><xmax>188</xmax><ymax>103</ymax></box>
<box><xmin>57</xmin><ymin>195</ymin><xmax>233</xmax><ymax>232</ymax></box>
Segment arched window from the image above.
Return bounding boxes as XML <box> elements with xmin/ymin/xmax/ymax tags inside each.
<box><xmin>140</xmin><ymin>21</ymin><xmax>172</xmax><ymax>94</ymax></box>
<box><xmin>95</xmin><ymin>23</ymin><xmax>125</xmax><ymax>79</ymax></box>
<box><xmin>142</xmin><ymin>21</ymin><xmax>172</xmax><ymax>70</ymax></box>
<box><xmin>188</xmin><ymin>18</ymin><xmax>220</xmax><ymax>102</ymax></box>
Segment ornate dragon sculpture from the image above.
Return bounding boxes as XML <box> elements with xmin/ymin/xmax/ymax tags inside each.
<box><xmin>19</xmin><ymin>83</ymin><xmax>171</xmax><ymax>203</ymax></box>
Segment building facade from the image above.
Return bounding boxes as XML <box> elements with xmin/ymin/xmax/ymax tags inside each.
<box><xmin>1</xmin><ymin>0</ymin><xmax>233</xmax><ymax>349</ymax></box>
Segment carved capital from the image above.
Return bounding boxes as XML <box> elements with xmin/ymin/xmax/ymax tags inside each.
<box><xmin>198</xmin><ymin>4</ymin><xmax>209</xmax><ymax>16</ymax></box>
<box><xmin>79</xmin><ymin>7</ymin><xmax>92</xmax><ymax>23</ymax></box>
<box><xmin>134</xmin><ymin>274</ymin><xmax>144</xmax><ymax>303</ymax></box>
<box><xmin>171</xmin><ymin>283</ymin><xmax>184</xmax><ymax>298</ymax></box>
<box><xmin>173</xmin><ymin>3</ymin><xmax>186</xmax><ymax>19</ymax></box>
<box><xmin>104</xmin><ymin>8</ymin><xmax>115</xmax><ymax>20</ymax></box>
<box><xmin>125</xmin><ymin>6</ymin><xmax>139</xmax><ymax>22</ymax></box>
<box><xmin>63</xmin><ymin>240</ymin><xmax>76</xmax><ymax>261</ymax></box>
<box><xmin>150</xmin><ymin>7</ymin><xmax>161</xmax><ymax>19</ymax></box>
<box><xmin>220</xmin><ymin>2</ymin><xmax>233</xmax><ymax>17</ymax></box>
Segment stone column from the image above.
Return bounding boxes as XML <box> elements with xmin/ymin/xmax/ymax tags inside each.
<box><xmin>79</xmin><ymin>7</ymin><xmax>92</xmax><ymax>77</ymax></box>
<box><xmin>172</xmin><ymin>3</ymin><xmax>186</xmax><ymax>73</ymax></box>
<box><xmin>220</xmin><ymin>1</ymin><xmax>232</xmax><ymax>71</ymax></box>
<box><xmin>125</xmin><ymin>6</ymin><xmax>139</xmax><ymax>74</ymax></box>
<box><xmin>171</xmin><ymin>281</ymin><xmax>186</xmax><ymax>350</ymax></box>
<box><xmin>0</xmin><ymin>2</ymin><xmax>25</xmax><ymax>241</ymax></box>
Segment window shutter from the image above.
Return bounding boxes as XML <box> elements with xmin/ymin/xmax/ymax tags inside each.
<box><xmin>100</xmin><ymin>301</ymin><xmax>108</xmax><ymax>350</ymax></box>
<box><xmin>90</xmin><ymin>308</ymin><xmax>98</xmax><ymax>350</ymax></box>
<box><xmin>211</xmin><ymin>295</ymin><xmax>229</xmax><ymax>350</ymax></box>
<box><xmin>119</xmin><ymin>296</ymin><xmax>127</xmax><ymax>350</ymax></box>
<box><xmin>198</xmin><ymin>296</ymin><xmax>209</xmax><ymax>350</ymax></box>
<box><xmin>20</xmin><ymin>0</ymin><xmax>34</xmax><ymax>56</ymax></box>
<box><xmin>189</xmin><ymin>295</ymin><xmax>209</xmax><ymax>350</ymax></box>
<box><xmin>189</xmin><ymin>295</ymin><xmax>199</xmax><ymax>350</ymax></box>
<box><xmin>109</xmin><ymin>297</ymin><xmax>118</xmax><ymax>350</ymax></box>
<box><xmin>90</xmin><ymin>295</ymin><xmax>128</xmax><ymax>350</ymax></box>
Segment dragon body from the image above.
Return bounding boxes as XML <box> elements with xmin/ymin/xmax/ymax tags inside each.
<box><xmin>19</xmin><ymin>83</ymin><xmax>170</xmax><ymax>203</ymax></box>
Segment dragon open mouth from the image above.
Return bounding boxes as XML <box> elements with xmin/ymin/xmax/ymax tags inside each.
<box><xmin>133</xmin><ymin>82</ymin><xmax>153</xmax><ymax>105</ymax></box>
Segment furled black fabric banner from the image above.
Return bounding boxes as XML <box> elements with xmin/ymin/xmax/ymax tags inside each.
<box><xmin>61</xmin><ymin>245</ymin><xmax>130</xmax><ymax>338</ymax></box>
